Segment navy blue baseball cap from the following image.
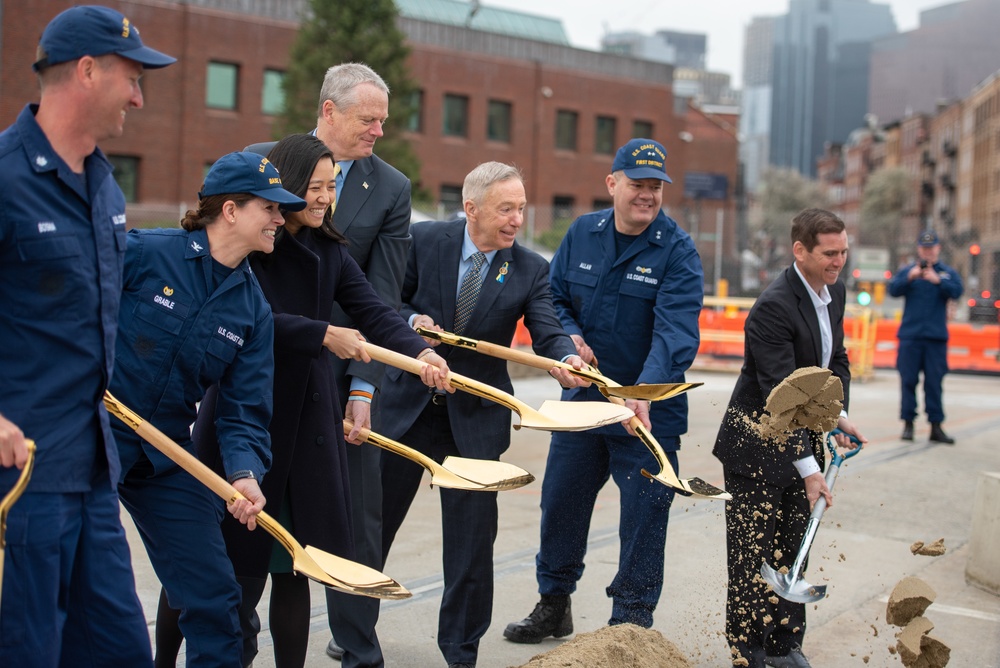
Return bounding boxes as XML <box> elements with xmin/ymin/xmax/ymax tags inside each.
<box><xmin>917</xmin><ymin>230</ymin><xmax>940</xmax><ymax>247</ymax></box>
<box><xmin>200</xmin><ymin>152</ymin><xmax>307</xmax><ymax>212</ymax></box>
<box><xmin>612</xmin><ymin>138</ymin><xmax>673</xmax><ymax>183</ymax></box>
<box><xmin>33</xmin><ymin>5</ymin><xmax>176</xmax><ymax>72</ymax></box>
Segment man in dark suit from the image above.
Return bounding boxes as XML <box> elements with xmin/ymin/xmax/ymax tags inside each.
<box><xmin>377</xmin><ymin>162</ymin><xmax>588</xmax><ymax>668</ymax></box>
<box><xmin>712</xmin><ymin>208</ymin><xmax>867</xmax><ymax>668</ymax></box>
<box><xmin>248</xmin><ymin>62</ymin><xmax>411</xmax><ymax>668</ymax></box>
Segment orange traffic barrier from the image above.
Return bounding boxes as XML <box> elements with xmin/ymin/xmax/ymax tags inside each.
<box><xmin>514</xmin><ymin>302</ymin><xmax>1000</xmax><ymax>376</ymax></box>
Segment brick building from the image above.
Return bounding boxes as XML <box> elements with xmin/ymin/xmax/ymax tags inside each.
<box><xmin>2</xmin><ymin>0</ymin><xmax>740</xmax><ymax>274</ymax></box>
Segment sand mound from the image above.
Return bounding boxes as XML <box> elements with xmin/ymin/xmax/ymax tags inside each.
<box><xmin>757</xmin><ymin>367</ymin><xmax>843</xmax><ymax>441</ymax></box>
<box><xmin>514</xmin><ymin>623</ymin><xmax>692</xmax><ymax>668</ymax></box>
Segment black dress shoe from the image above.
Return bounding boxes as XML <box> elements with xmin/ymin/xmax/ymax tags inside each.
<box><xmin>930</xmin><ymin>422</ymin><xmax>955</xmax><ymax>444</ymax></box>
<box><xmin>765</xmin><ymin>645</ymin><xmax>812</xmax><ymax>667</ymax></box>
<box><xmin>448</xmin><ymin>663</ymin><xmax>475</xmax><ymax>668</ymax></box>
<box><xmin>326</xmin><ymin>639</ymin><xmax>344</xmax><ymax>661</ymax></box>
<box><xmin>901</xmin><ymin>420</ymin><xmax>914</xmax><ymax>441</ymax></box>
<box><xmin>503</xmin><ymin>594</ymin><xmax>572</xmax><ymax>644</ymax></box>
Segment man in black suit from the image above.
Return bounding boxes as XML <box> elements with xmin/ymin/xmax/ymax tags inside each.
<box><xmin>377</xmin><ymin>162</ymin><xmax>588</xmax><ymax>668</ymax></box>
<box><xmin>712</xmin><ymin>209</ymin><xmax>866</xmax><ymax>668</ymax></box>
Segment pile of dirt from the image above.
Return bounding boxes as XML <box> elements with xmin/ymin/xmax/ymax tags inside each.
<box><xmin>514</xmin><ymin>623</ymin><xmax>692</xmax><ymax>668</ymax></box>
<box><xmin>757</xmin><ymin>367</ymin><xmax>843</xmax><ymax>442</ymax></box>
<box><xmin>910</xmin><ymin>538</ymin><xmax>947</xmax><ymax>557</ymax></box>
<box><xmin>886</xmin><ymin>576</ymin><xmax>951</xmax><ymax>667</ymax></box>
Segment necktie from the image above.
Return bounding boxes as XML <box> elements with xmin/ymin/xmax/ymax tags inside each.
<box><xmin>454</xmin><ymin>252</ymin><xmax>486</xmax><ymax>334</ymax></box>
<box><xmin>331</xmin><ymin>163</ymin><xmax>342</xmax><ymax>214</ymax></box>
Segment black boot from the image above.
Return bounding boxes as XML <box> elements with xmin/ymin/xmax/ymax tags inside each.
<box><xmin>930</xmin><ymin>422</ymin><xmax>955</xmax><ymax>444</ymax></box>
<box><xmin>901</xmin><ymin>420</ymin><xmax>914</xmax><ymax>441</ymax></box>
<box><xmin>503</xmin><ymin>594</ymin><xmax>572</xmax><ymax>644</ymax></box>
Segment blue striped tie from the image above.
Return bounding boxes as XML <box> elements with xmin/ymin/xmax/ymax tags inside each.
<box><xmin>454</xmin><ymin>252</ymin><xmax>486</xmax><ymax>334</ymax></box>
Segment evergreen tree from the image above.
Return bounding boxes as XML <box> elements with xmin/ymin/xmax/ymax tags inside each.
<box><xmin>279</xmin><ymin>0</ymin><xmax>421</xmax><ymax>185</ymax></box>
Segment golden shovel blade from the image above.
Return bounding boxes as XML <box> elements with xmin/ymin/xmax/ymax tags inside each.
<box><xmin>597</xmin><ymin>381</ymin><xmax>703</xmax><ymax>402</ymax></box>
<box><xmin>103</xmin><ymin>391</ymin><xmax>410</xmax><ymax>600</ymax></box>
<box><xmin>514</xmin><ymin>399</ymin><xmax>633</xmax><ymax>432</ymax></box>
<box><xmin>437</xmin><ymin>457</ymin><xmax>534</xmax><ymax>491</ymax></box>
<box><xmin>344</xmin><ymin>420</ymin><xmax>534</xmax><ymax>491</ymax></box>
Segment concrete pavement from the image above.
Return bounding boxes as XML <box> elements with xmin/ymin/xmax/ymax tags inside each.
<box><xmin>125</xmin><ymin>367</ymin><xmax>1000</xmax><ymax>667</ymax></box>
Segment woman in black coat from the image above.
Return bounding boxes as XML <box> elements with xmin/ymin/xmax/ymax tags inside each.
<box><xmin>155</xmin><ymin>134</ymin><xmax>450</xmax><ymax>668</ymax></box>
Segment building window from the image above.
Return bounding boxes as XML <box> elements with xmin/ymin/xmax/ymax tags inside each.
<box><xmin>487</xmin><ymin>100</ymin><xmax>513</xmax><ymax>143</ymax></box>
<box><xmin>442</xmin><ymin>94</ymin><xmax>469</xmax><ymax>137</ymax></box>
<box><xmin>593</xmin><ymin>198</ymin><xmax>613</xmax><ymax>210</ymax></box>
<box><xmin>632</xmin><ymin>120</ymin><xmax>654</xmax><ymax>139</ymax></box>
<box><xmin>555</xmin><ymin>110</ymin><xmax>578</xmax><ymax>151</ymax></box>
<box><xmin>595</xmin><ymin>116</ymin><xmax>617</xmax><ymax>155</ymax></box>
<box><xmin>440</xmin><ymin>184</ymin><xmax>464</xmax><ymax>217</ymax></box>
<box><xmin>206</xmin><ymin>61</ymin><xmax>238</xmax><ymax>110</ymax></box>
<box><xmin>261</xmin><ymin>69</ymin><xmax>284</xmax><ymax>115</ymax></box>
<box><xmin>405</xmin><ymin>90</ymin><xmax>423</xmax><ymax>133</ymax></box>
<box><xmin>108</xmin><ymin>155</ymin><xmax>139</xmax><ymax>203</ymax></box>
<box><xmin>553</xmin><ymin>195</ymin><xmax>575</xmax><ymax>222</ymax></box>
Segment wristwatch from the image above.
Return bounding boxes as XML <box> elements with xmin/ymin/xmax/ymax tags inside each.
<box><xmin>227</xmin><ymin>470</ymin><xmax>256</xmax><ymax>483</ymax></box>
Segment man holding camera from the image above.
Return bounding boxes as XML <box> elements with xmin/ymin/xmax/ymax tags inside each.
<box><xmin>888</xmin><ymin>230</ymin><xmax>963</xmax><ymax>443</ymax></box>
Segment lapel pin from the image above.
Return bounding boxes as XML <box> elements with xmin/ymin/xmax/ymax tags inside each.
<box><xmin>362</xmin><ymin>181</ymin><xmax>369</xmax><ymax>190</ymax></box>
<box><xmin>496</xmin><ymin>261</ymin><xmax>509</xmax><ymax>283</ymax></box>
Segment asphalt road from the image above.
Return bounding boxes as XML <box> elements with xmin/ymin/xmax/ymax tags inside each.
<box><xmin>124</xmin><ymin>367</ymin><xmax>1000</xmax><ymax>667</ymax></box>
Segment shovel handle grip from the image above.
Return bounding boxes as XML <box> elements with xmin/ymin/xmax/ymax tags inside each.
<box><xmin>360</xmin><ymin>341</ymin><xmax>525</xmax><ymax>412</ymax></box>
<box><xmin>415</xmin><ymin>327</ymin><xmax>609</xmax><ymax>386</ymax></box>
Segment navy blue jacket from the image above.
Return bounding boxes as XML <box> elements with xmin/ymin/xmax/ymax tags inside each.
<box><xmin>0</xmin><ymin>105</ymin><xmax>126</xmax><ymax>493</ymax></box>
<box><xmin>549</xmin><ymin>209</ymin><xmax>703</xmax><ymax>443</ymax></box>
<box><xmin>110</xmin><ymin>228</ymin><xmax>273</xmax><ymax>481</ymax></box>
<box><xmin>888</xmin><ymin>261</ymin><xmax>963</xmax><ymax>340</ymax></box>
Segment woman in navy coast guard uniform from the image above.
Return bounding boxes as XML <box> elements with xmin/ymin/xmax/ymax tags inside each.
<box><xmin>108</xmin><ymin>151</ymin><xmax>306</xmax><ymax>668</ymax></box>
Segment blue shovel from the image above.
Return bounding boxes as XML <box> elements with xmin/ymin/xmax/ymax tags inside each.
<box><xmin>761</xmin><ymin>428</ymin><xmax>863</xmax><ymax>603</ymax></box>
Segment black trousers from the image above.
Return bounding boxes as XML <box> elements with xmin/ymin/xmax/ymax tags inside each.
<box><xmin>380</xmin><ymin>399</ymin><xmax>499</xmax><ymax>666</ymax></box>
<box><xmin>723</xmin><ymin>470</ymin><xmax>809</xmax><ymax>668</ymax></box>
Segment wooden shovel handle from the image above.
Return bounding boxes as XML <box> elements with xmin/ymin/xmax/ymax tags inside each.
<box><xmin>343</xmin><ymin>419</ymin><xmax>438</xmax><ymax>473</ymax></box>
<box><xmin>359</xmin><ymin>342</ymin><xmax>527</xmax><ymax>411</ymax></box>
<box><xmin>415</xmin><ymin>328</ymin><xmax>611</xmax><ymax>386</ymax></box>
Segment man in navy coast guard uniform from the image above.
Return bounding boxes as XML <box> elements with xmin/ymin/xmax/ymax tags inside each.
<box><xmin>888</xmin><ymin>230</ymin><xmax>963</xmax><ymax>443</ymax></box>
<box><xmin>505</xmin><ymin>138</ymin><xmax>704</xmax><ymax>643</ymax></box>
<box><xmin>0</xmin><ymin>6</ymin><xmax>175</xmax><ymax>666</ymax></box>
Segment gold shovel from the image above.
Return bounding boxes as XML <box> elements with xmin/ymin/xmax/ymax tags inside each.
<box><xmin>343</xmin><ymin>419</ymin><xmax>533</xmax><ymax>491</ymax></box>
<box><xmin>0</xmin><ymin>440</ymin><xmax>36</xmax><ymax>603</ymax></box>
<box><xmin>416</xmin><ymin>328</ymin><xmax>702</xmax><ymax>401</ymax></box>
<box><xmin>416</xmin><ymin>331</ymin><xmax>730</xmax><ymax>501</ymax></box>
<box><xmin>360</xmin><ymin>342</ymin><xmax>633</xmax><ymax>432</ymax></box>
<box><xmin>103</xmin><ymin>392</ymin><xmax>409</xmax><ymax>600</ymax></box>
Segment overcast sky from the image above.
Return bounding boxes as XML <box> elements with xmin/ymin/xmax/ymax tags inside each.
<box><xmin>484</xmin><ymin>0</ymin><xmax>955</xmax><ymax>87</ymax></box>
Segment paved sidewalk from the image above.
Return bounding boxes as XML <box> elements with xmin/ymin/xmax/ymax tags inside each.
<box><xmin>126</xmin><ymin>368</ymin><xmax>1000</xmax><ymax>667</ymax></box>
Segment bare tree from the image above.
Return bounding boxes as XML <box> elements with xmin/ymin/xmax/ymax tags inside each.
<box><xmin>860</xmin><ymin>167</ymin><xmax>910</xmax><ymax>265</ymax></box>
<box><xmin>751</xmin><ymin>168</ymin><xmax>829</xmax><ymax>273</ymax></box>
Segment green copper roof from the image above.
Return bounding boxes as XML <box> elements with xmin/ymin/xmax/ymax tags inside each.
<box><xmin>395</xmin><ymin>0</ymin><xmax>570</xmax><ymax>45</ymax></box>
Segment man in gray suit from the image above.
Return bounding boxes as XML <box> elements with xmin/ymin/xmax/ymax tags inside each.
<box><xmin>315</xmin><ymin>63</ymin><xmax>411</xmax><ymax>668</ymax></box>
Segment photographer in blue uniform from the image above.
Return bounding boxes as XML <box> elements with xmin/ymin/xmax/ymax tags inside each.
<box><xmin>0</xmin><ymin>6</ymin><xmax>174</xmax><ymax>666</ymax></box>
<box><xmin>505</xmin><ymin>138</ymin><xmax>703</xmax><ymax>642</ymax></box>
<box><xmin>888</xmin><ymin>230</ymin><xmax>963</xmax><ymax>443</ymax></box>
<box><xmin>110</xmin><ymin>152</ymin><xmax>306</xmax><ymax>668</ymax></box>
